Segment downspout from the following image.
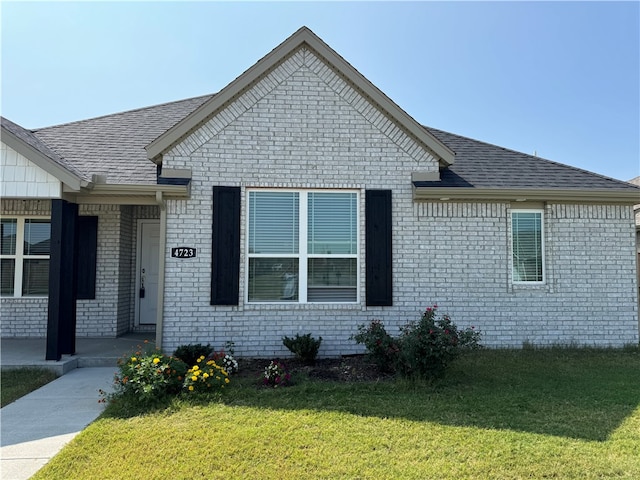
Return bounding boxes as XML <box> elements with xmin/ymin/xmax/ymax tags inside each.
<box><xmin>155</xmin><ymin>191</ymin><xmax>167</xmax><ymax>350</ymax></box>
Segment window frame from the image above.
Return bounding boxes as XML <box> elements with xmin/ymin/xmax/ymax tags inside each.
<box><xmin>245</xmin><ymin>188</ymin><xmax>360</xmax><ymax>304</ymax></box>
<box><xmin>510</xmin><ymin>209</ymin><xmax>545</xmax><ymax>285</ymax></box>
<box><xmin>1</xmin><ymin>216</ymin><xmax>51</xmax><ymax>298</ymax></box>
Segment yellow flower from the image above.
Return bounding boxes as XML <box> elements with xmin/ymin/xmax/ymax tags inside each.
<box><xmin>224</xmin><ymin>378</ymin><xmax>230</xmax><ymax>384</ymax></box>
<box><xmin>192</xmin><ymin>365</ymin><xmax>199</xmax><ymax>371</ymax></box>
<box><xmin>203</xmin><ymin>373</ymin><xmax>209</xmax><ymax>379</ymax></box>
<box><xmin>188</xmin><ymin>386</ymin><xmax>194</xmax><ymax>391</ymax></box>
<box><xmin>191</xmin><ymin>376</ymin><xmax>198</xmax><ymax>381</ymax></box>
<box><xmin>152</xmin><ymin>358</ymin><xmax>160</xmax><ymax>364</ymax></box>
<box><xmin>130</xmin><ymin>357</ymin><xmax>137</xmax><ymax>362</ymax></box>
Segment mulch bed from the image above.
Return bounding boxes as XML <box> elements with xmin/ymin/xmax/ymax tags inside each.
<box><xmin>236</xmin><ymin>355</ymin><xmax>394</xmax><ymax>383</ymax></box>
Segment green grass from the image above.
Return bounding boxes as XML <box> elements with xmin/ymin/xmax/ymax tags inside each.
<box><xmin>33</xmin><ymin>348</ymin><xmax>640</xmax><ymax>479</ymax></box>
<box><xmin>1</xmin><ymin>367</ymin><xmax>58</xmax><ymax>407</ymax></box>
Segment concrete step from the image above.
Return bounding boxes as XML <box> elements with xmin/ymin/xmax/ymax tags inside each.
<box><xmin>77</xmin><ymin>357</ymin><xmax>121</xmax><ymax>368</ymax></box>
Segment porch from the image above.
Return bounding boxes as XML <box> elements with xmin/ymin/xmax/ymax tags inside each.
<box><xmin>1</xmin><ymin>333</ymin><xmax>155</xmax><ymax>375</ymax></box>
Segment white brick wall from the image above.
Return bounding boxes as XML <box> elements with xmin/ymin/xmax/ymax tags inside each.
<box><xmin>159</xmin><ymin>47</ymin><xmax>639</xmax><ymax>356</ymax></box>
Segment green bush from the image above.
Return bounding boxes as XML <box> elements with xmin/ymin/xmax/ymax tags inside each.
<box><xmin>282</xmin><ymin>333</ymin><xmax>323</xmax><ymax>365</ymax></box>
<box><xmin>173</xmin><ymin>343</ymin><xmax>214</xmax><ymax>367</ymax></box>
<box><xmin>353</xmin><ymin>306</ymin><xmax>481</xmax><ymax>379</ymax></box>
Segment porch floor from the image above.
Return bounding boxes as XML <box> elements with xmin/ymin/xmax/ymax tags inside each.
<box><xmin>1</xmin><ymin>333</ymin><xmax>155</xmax><ymax>375</ymax></box>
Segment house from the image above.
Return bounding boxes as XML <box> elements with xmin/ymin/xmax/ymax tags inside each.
<box><xmin>1</xmin><ymin>27</ymin><xmax>639</xmax><ymax>360</ymax></box>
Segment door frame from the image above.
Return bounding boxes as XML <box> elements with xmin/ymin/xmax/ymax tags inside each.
<box><xmin>134</xmin><ymin>219</ymin><xmax>161</xmax><ymax>327</ymax></box>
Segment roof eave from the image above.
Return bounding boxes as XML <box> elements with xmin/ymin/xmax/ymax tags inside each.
<box><xmin>412</xmin><ymin>186</ymin><xmax>640</xmax><ymax>204</ymax></box>
<box><xmin>64</xmin><ymin>183</ymin><xmax>190</xmax><ymax>205</ymax></box>
<box><xmin>2</xmin><ymin>126</ymin><xmax>85</xmax><ymax>191</ymax></box>
<box><xmin>145</xmin><ymin>27</ymin><xmax>454</xmax><ymax>166</ymax></box>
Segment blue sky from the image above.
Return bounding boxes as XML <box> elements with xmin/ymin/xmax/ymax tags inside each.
<box><xmin>2</xmin><ymin>1</ymin><xmax>639</xmax><ymax>181</ymax></box>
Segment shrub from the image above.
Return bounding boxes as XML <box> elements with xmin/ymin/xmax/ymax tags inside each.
<box><xmin>282</xmin><ymin>333</ymin><xmax>323</xmax><ymax>365</ymax></box>
<box><xmin>263</xmin><ymin>360</ymin><xmax>291</xmax><ymax>387</ymax></box>
<box><xmin>351</xmin><ymin>320</ymin><xmax>399</xmax><ymax>372</ymax></box>
<box><xmin>173</xmin><ymin>344</ymin><xmax>214</xmax><ymax>367</ymax></box>
<box><xmin>353</xmin><ymin>306</ymin><xmax>481</xmax><ymax>379</ymax></box>
<box><xmin>114</xmin><ymin>350</ymin><xmax>188</xmax><ymax>405</ymax></box>
<box><xmin>396</xmin><ymin>306</ymin><xmax>481</xmax><ymax>378</ymax></box>
<box><xmin>183</xmin><ymin>355</ymin><xmax>230</xmax><ymax>394</ymax></box>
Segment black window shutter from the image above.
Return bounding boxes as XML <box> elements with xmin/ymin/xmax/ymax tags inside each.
<box><xmin>211</xmin><ymin>186</ymin><xmax>241</xmax><ymax>305</ymax></box>
<box><xmin>365</xmin><ymin>190</ymin><xmax>392</xmax><ymax>306</ymax></box>
<box><xmin>76</xmin><ymin>216</ymin><xmax>98</xmax><ymax>300</ymax></box>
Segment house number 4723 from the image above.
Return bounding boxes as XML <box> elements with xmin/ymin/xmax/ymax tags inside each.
<box><xmin>171</xmin><ymin>247</ymin><xmax>196</xmax><ymax>258</ymax></box>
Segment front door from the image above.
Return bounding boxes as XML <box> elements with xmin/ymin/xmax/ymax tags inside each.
<box><xmin>136</xmin><ymin>220</ymin><xmax>160</xmax><ymax>325</ymax></box>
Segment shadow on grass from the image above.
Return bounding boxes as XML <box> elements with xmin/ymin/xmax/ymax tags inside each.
<box><xmin>104</xmin><ymin>348</ymin><xmax>640</xmax><ymax>442</ymax></box>
<box><xmin>225</xmin><ymin>348</ymin><xmax>640</xmax><ymax>442</ymax></box>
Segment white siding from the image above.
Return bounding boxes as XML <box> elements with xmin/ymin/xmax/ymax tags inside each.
<box><xmin>0</xmin><ymin>142</ymin><xmax>62</xmax><ymax>198</ymax></box>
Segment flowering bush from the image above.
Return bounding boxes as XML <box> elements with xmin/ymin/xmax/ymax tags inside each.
<box><xmin>396</xmin><ymin>305</ymin><xmax>481</xmax><ymax>378</ymax></box>
<box><xmin>114</xmin><ymin>349</ymin><xmax>188</xmax><ymax>405</ymax></box>
<box><xmin>209</xmin><ymin>351</ymin><xmax>239</xmax><ymax>375</ymax></box>
<box><xmin>173</xmin><ymin>343</ymin><xmax>214</xmax><ymax>367</ymax></box>
<box><xmin>351</xmin><ymin>320</ymin><xmax>399</xmax><ymax>372</ymax></box>
<box><xmin>183</xmin><ymin>356</ymin><xmax>230</xmax><ymax>394</ymax></box>
<box><xmin>353</xmin><ymin>305</ymin><xmax>481</xmax><ymax>379</ymax></box>
<box><xmin>263</xmin><ymin>360</ymin><xmax>291</xmax><ymax>387</ymax></box>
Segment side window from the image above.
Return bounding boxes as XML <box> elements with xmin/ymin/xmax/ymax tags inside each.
<box><xmin>1</xmin><ymin>217</ymin><xmax>51</xmax><ymax>297</ymax></box>
<box><xmin>511</xmin><ymin>210</ymin><xmax>544</xmax><ymax>283</ymax></box>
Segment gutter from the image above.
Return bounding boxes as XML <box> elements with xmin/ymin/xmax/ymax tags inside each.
<box><xmin>64</xmin><ymin>183</ymin><xmax>190</xmax><ymax>205</ymax></box>
<box><xmin>413</xmin><ymin>186</ymin><xmax>640</xmax><ymax>205</ymax></box>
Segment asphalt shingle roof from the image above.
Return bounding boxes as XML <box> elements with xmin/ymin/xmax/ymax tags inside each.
<box><xmin>421</xmin><ymin>127</ymin><xmax>639</xmax><ymax>192</ymax></box>
<box><xmin>4</xmin><ymin>94</ymin><xmax>637</xmax><ymax>196</ymax></box>
<box><xmin>1</xmin><ymin>116</ymin><xmax>85</xmax><ymax>179</ymax></box>
<box><xmin>32</xmin><ymin>94</ymin><xmax>213</xmax><ymax>184</ymax></box>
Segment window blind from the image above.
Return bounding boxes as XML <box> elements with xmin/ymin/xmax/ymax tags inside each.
<box><xmin>248</xmin><ymin>192</ymin><xmax>299</xmax><ymax>254</ymax></box>
<box><xmin>512</xmin><ymin>212</ymin><xmax>543</xmax><ymax>282</ymax></box>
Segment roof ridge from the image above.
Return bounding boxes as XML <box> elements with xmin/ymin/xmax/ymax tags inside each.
<box><xmin>424</xmin><ymin>125</ymin><xmax>640</xmax><ymax>189</ymax></box>
<box><xmin>34</xmin><ymin>93</ymin><xmax>215</xmax><ymax>131</ymax></box>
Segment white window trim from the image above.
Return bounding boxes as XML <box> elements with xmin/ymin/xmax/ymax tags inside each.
<box><xmin>510</xmin><ymin>209</ymin><xmax>545</xmax><ymax>285</ymax></box>
<box><xmin>245</xmin><ymin>188</ymin><xmax>360</xmax><ymax>304</ymax></box>
<box><xmin>0</xmin><ymin>216</ymin><xmax>50</xmax><ymax>298</ymax></box>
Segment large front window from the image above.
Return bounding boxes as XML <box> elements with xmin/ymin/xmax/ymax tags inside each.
<box><xmin>247</xmin><ymin>190</ymin><xmax>358</xmax><ymax>303</ymax></box>
<box><xmin>1</xmin><ymin>217</ymin><xmax>51</xmax><ymax>297</ymax></box>
<box><xmin>511</xmin><ymin>210</ymin><xmax>544</xmax><ymax>283</ymax></box>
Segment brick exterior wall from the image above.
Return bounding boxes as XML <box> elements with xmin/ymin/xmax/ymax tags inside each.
<box><xmin>159</xmin><ymin>47</ymin><xmax>639</xmax><ymax>356</ymax></box>
<box><xmin>1</xmin><ymin>200</ymin><xmax>159</xmax><ymax>338</ymax></box>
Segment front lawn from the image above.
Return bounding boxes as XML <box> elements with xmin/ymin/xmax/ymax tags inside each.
<box><xmin>1</xmin><ymin>367</ymin><xmax>58</xmax><ymax>407</ymax></box>
<box><xmin>33</xmin><ymin>348</ymin><xmax>640</xmax><ymax>479</ymax></box>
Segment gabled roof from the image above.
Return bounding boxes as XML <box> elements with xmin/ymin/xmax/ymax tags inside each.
<box><xmin>144</xmin><ymin>26</ymin><xmax>455</xmax><ymax>165</ymax></box>
<box><xmin>414</xmin><ymin>127</ymin><xmax>640</xmax><ymax>203</ymax></box>
<box><xmin>1</xmin><ymin>116</ymin><xmax>85</xmax><ymax>190</ymax></box>
<box><xmin>33</xmin><ymin>95</ymin><xmax>212</xmax><ymax>185</ymax></box>
<box><xmin>5</xmin><ymin>27</ymin><xmax>638</xmax><ymax>205</ymax></box>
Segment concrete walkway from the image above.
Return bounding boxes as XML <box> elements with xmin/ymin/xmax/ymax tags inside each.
<box><xmin>1</xmin><ymin>367</ymin><xmax>117</xmax><ymax>480</ymax></box>
<box><xmin>0</xmin><ymin>334</ymin><xmax>153</xmax><ymax>479</ymax></box>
